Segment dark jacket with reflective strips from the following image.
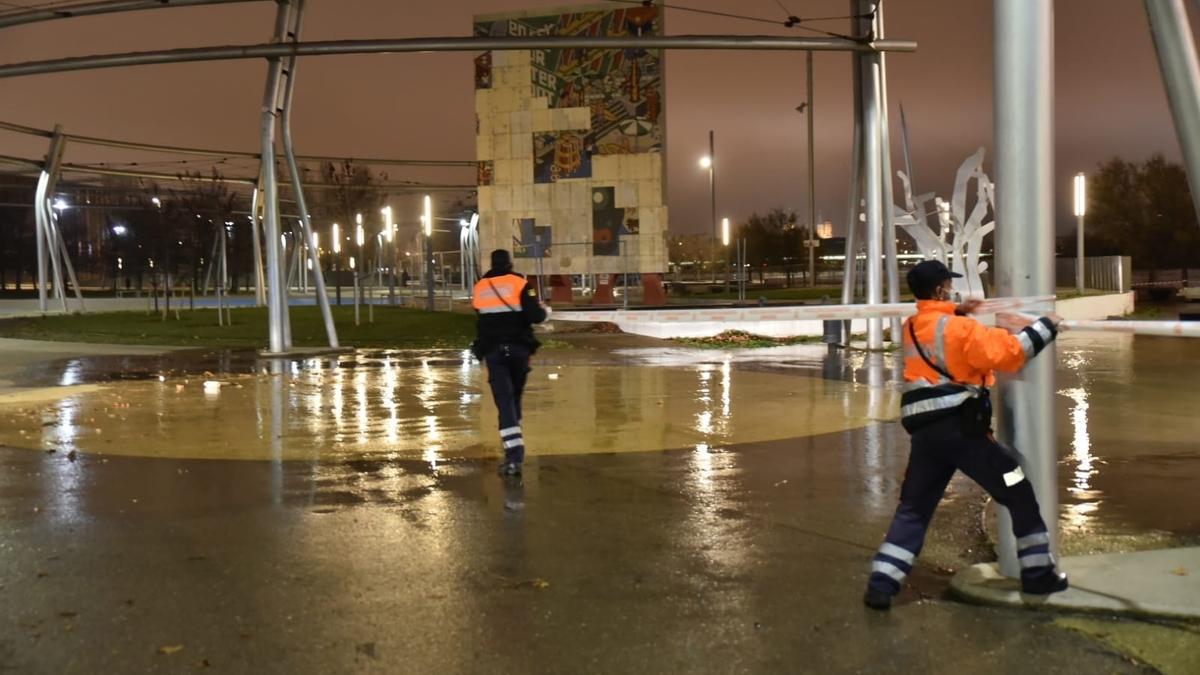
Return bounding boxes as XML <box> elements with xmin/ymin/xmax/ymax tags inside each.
<box><xmin>471</xmin><ymin>269</ymin><xmax>547</xmax><ymax>354</ymax></box>
<box><xmin>899</xmin><ymin>300</ymin><xmax>1058</xmax><ymax>432</ymax></box>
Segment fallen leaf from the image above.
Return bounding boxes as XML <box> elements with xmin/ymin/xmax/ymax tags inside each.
<box><xmin>67</xmin><ymin>451</ymin><xmax>77</xmax><ymax>462</ymax></box>
<box><xmin>1170</xmin><ymin>566</ymin><xmax>1189</xmax><ymax>576</ymax></box>
<box><xmin>158</xmin><ymin>645</ymin><xmax>184</xmax><ymax>656</ymax></box>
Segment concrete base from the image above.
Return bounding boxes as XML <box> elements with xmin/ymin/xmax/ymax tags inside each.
<box><xmin>951</xmin><ymin>547</ymin><xmax>1200</xmax><ymax>620</ymax></box>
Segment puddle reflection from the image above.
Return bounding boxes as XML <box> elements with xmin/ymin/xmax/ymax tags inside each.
<box><xmin>0</xmin><ymin>350</ymin><xmax>896</xmax><ymax>462</ymax></box>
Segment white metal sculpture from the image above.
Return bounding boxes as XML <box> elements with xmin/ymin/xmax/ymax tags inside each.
<box><xmin>893</xmin><ymin>147</ymin><xmax>994</xmax><ymax>299</ymax></box>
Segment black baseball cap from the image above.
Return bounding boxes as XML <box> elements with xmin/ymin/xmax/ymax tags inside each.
<box><xmin>907</xmin><ymin>259</ymin><xmax>962</xmax><ymax>299</ymax></box>
<box><xmin>490</xmin><ymin>249</ymin><xmax>513</xmax><ymax>273</ymax></box>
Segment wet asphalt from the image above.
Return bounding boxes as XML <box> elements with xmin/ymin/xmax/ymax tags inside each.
<box><xmin>0</xmin><ymin>336</ymin><xmax>1194</xmax><ymax>673</ymax></box>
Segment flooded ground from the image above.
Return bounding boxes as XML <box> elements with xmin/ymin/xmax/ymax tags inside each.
<box><xmin>0</xmin><ymin>332</ymin><xmax>1195</xmax><ymax>553</ymax></box>
<box><xmin>0</xmin><ymin>332</ymin><xmax>1196</xmax><ymax>672</ymax></box>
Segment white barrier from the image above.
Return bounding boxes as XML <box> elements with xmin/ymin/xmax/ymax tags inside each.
<box><xmin>1060</xmin><ymin>319</ymin><xmax>1200</xmax><ymax>338</ymax></box>
<box><xmin>550</xmin><ymin>296</ymin><xmax>1057</xmax><ymax>340</ymax></box>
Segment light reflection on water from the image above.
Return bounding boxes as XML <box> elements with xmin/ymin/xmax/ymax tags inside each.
<box><xmin>0</xmin><ymin>350</ymin><xmax>895</xmax><ymax>462</ymax></box>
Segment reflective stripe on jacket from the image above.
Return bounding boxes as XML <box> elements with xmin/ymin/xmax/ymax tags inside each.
<box><xmin>898</xmin><ymin>300</ymin><xmax>1058</xmax><ymax>432</ymax></box>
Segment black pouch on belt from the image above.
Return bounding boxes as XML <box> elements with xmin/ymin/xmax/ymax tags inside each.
<box><xmin>958</xmin><ymin>387</ymin><xmax>992</xmax><ymax>438</ymax></box>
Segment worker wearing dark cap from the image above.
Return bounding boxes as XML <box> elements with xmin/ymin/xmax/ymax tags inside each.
<box><xmin>471</xmin><ymin>249</ymin><xmax>549</xmax><ymax>476</ymax></box>
<box><xmin>863</xmin><ymin>259</ymin><xmax>1068</xmax><ymax>610</ymax></box>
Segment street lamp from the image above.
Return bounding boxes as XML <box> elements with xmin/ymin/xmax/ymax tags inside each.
<box><xmin>331</xmin><ymin>223</ymin><xmax>342</xmax><ymax>305</ymax></box>
<box><xmin>1074</xmin><ymin>172</ymin><xmax>1086</xmax><ymax>294</ymax></box>
<box><xmin>381</xmin><ymin>206</ymin><xmax>395</xmax><ymax>303</ymax></box>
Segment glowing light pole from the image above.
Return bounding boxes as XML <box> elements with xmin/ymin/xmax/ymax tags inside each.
<box><xmin>382</xmin><ymin>205</ymin><xmax>395</xmax><ymax>305</ymax></box>
<box><xmin>1074</xmin><ymin>172</ymin><xmax>1086</xmax><ymax>294</ymax></box>
<box><xmin>721</xmin><ymin>216</ymin><xmax>730</xmax><ymax>293</ymax></box>
<box><xmin>700</xmin><ymin>133</ymin><xmax>716</xmax><ymax>281</ymax></box>
<box><xmin>332</xmin><ymin>222</ymin><xmax>342</xmax><ymax>305</ymax></box>
<box><xmin>355</xmin><ymin>212</ymin><xmax>365</xmax><ymax>308</ymax></box>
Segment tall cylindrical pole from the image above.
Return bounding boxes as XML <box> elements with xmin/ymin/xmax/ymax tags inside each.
<box><xmin>1077</xmin><ymin>213</ymin><xmax>1085</xmax><ymax>293</ymax></box>
<box><xmin>259</xmin><ymin>0</ymin><xmax>291</xmax><ymax>353</ymax></box>
<box><xmin>279</xmin><ymin>0</ymin><xmax>338</xmax><ymax>348</ymax></box>
<box><xmin>807</xmin><ymin>50</ymin><xmax>817</xmax><ymax>288</ymax></box>
<box><xmin>860</xmin><ymin>39</ymin><xmax>885</xmax><ymax>349</ymax></box>
<box><xmin>1075</xmin><ymin>171</ymin><xmax>1086</xmax><ymax>293</ymax></box>
<box><xmin>875</xmin><ymin>1</ymin><xmax>903</xmax><ymax>340</ymax></box>
<box><xmin>1145</xmin><ymin>0</ymin><xmax>1200</xmax><ymax>228</ymax></box>
<box><xmin>994</xmin><ymin>0</ymin><xmax>1058</xmax><ymax>578</ymax></box>
<box><xmin>709</xmin><ymin>130</ymin><xmax>717</xmax><ymax>283</ymax></box>
<box><xmin>841</xmin><ymin>1</ymin><xmax>866</xmax><ymax>341</ymax></box>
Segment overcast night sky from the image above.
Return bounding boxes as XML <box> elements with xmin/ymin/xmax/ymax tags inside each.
<box><xmin>0</xmin><ymin>0</ymin><xmax>1193</xmax><ymax>236</ymax></box>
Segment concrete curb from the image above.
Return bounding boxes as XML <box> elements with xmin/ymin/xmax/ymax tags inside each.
<box><xmin>950</xmin><ymin>547</ymin><xmax>1200</xmax><ymax>621</ymax></box>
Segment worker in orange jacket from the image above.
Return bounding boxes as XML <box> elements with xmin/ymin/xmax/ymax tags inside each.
<box><xmin>864</xmin><ymin>260</ymin><xmax>1069</xmax><ymax>610</ymax></box>
<box><xmin>471</xmin><ymin>249</ymin><xmax>549</xmax><ymax>476</ymax></box>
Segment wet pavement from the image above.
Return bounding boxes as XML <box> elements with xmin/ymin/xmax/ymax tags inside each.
<box><xmin>0</xmin><ymin>333</ymin><xmax>1196</xmax><ymax>672</ymax></box>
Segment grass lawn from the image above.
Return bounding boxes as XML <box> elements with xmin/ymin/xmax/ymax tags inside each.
<box><xmin>0</xmin><ymin>305</ymin><xmax>480</xmax><ymax>350</ymax></box>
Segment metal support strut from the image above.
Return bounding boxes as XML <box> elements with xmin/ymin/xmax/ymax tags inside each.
<box><xmin>258</xmin><ymin>0</ymin><xmax>291</xmax><ymax>354</ymax></box>
<box><xmin>279</xmin><ymin>0</ymin><xmax>338</xmax><ymax>348</ymax></box>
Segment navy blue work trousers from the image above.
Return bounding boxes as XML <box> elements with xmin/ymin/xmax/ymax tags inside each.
<box><xmin>484</xmin><ymin>343</ymin><xmax>531</xmax><ymax>464</ymax></box>
<box><xmin>867</xmin><ymin>414</ymin><xmax>1056</xmax><ymax>595</ymax></box>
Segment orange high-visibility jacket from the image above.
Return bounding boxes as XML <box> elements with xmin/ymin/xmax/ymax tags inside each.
<box><xmin>471</xmin><ymin>272</ymin><xmax>547</xmax><ymax>354</ymax></box>
<box><xmin>899</xmin><ymin>300</ymin><xmax>1057</xmax><ymax>432</ymax></box>
<box><xmin>471</xmin><ymin>273</ymin><xmax>527</xmax><ymax>315</ymax></box>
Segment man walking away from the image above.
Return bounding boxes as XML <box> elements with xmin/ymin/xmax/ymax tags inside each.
<box><xmin>864</xmin><ymin>260</ymin><xmax>1069</xmax><ymax>610</ymax></box>
<box><xmin>471</xmin><ymin>249</ymin><xmax>549</xmax><ymax>476</ymax></box>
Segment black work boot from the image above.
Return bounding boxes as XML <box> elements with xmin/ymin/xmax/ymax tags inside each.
<box><xmin>1022</xmin><ymin>569</ymin><xmax>1069</xmax><ymax>595</ymax></box>
<box><xmin>497</xmin><ymin>461</ymin><xmax>523</xmax><ymax>476</ymax></box>
<box><xmin>862</xmin><ymin>588</ymin><xmax>893</xmax><ymax>611</ymax></box>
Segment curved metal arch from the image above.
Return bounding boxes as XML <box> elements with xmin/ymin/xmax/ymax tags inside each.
<box><xmin>0</xmin><ymin>119</ymin><xmax>475</xmax><ymax>166</ymax></box>
<box><xmin>0</xmin><ymin>0</ymin><xmax>266</xmax><ymax>30</ymax></box>
<box><xmin>0</xmin><ymin>35</ymin><xmax>918</xmax><ymax>80</ymax></box>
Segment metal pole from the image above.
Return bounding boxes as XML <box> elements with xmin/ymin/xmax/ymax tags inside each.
<box><xmin>353</xmin><ymin>266</ymin><xmax>360</xmax><ymax>326</ymax></box>
<box><xmin>0</xmin><ymin>0</ymin><xmax>267</xmax><ymax>30</ymax></box>
<box><xmin>259</xmin><ymin>0</ymin><xmax>291</xmax><ymax>353</ymax></box>
<box><xmin>994</xmin><ymin>0</ymin><xmax>1058</xmax><ymax>578</ymax></box>
<box><xmin>220</xmin><ymin>226</ymin><xmax>229</xmax><ymax>325</ymax></box>
<box><xmin>860</xmin><ymin>21</ymin><xmax>885</xmax><ymax>350</ymax></box>
<box><xmin>42</xmin><ymin>199</ymin><xmax>68</xmax><ymax>312</ymax></box>
<box><xmin>39</xmin><ymin>127</ymin><xmax>69</xmax><ymax>312</ymax></box>
<box><xmin>425</xmin><ymin>237</ymin><xmax>435</xmax><ymax>312</ymax></box>
<box><xmin>34</xmin><ymin>127</ymin><xmax>65</xmax><ymax>312</ymax></box>
<box><xmin>875</xmin><ymin>1</ymin><xmax>903</xmax><ymax>340</ymax></box>
<box><xmin>53</xmin><ymin>215</ymin><xmax>86</xmax><ymax>311</ymax></box>
<box><xmin>709</xmin><ymin>130</ymin><xmax>717</xmax><ymax>283</ymax></box>
<box><xmin>0</xmin><ymin>36</ymin><xmax>920</xmax><ymax>81</ymax></box>
<box><xmin>841</xmin><ymin>1</ymin><xmax>866</xmax><ymax>342</ymax></box>
<box><xmin>279</xmin><ymin>0</ymin><xmax>338</xmax><ymax>348</ymax></box>
<box><xmin>1145</xmin><ymin>0</ymin><xmax>1200</xmax><ymax>228</ymax></box>
<box><xmin>1077</xmin><ymin>213</ymin><xmax>1085</xmax><ymax>294</ymax></box>
<box><xmin>806</xmin><ymin>51</ymin><xmax>817</xmax><ymax>288</ymax></box>
<box><xmin>249</xmin><ymin>184</ymin><xmax>266</xmax><ymax>306</ymax></box>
